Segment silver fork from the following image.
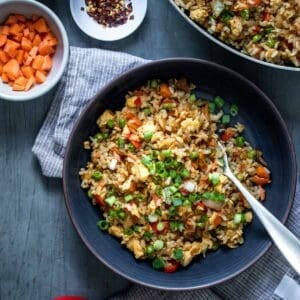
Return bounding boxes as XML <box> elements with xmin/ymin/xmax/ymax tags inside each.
<box><xmin>218</xmin><ymin>142</ymin><xmax>300</xmax><ymax>274</ymax></box>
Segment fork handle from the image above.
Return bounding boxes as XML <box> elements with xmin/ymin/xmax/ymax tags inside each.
<box><xmin>225</xmin><ymin>169</ymin><xmax>300</xmax><ymax>274</ymax></box>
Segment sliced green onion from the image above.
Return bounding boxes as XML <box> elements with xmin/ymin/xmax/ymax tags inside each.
<box><xmin>208</xmin><ymin>102</ymin><xmax>216</xmax><ymax>113</ymax></box>
<box><xmin>252</xmin><ymin>34</ymin><xmax>262</xmax><ymax>43</ymax></box>
<box><xmin>230</xmin><ymin>104</ymin><xmax>239</xmax><ymax>116</ymax></box>
<box><xmin>180</xmin><ymin>167</ymin><xmax>190</xmax><ymax>179</ymax></box>
<box><xmin>172</xmin><ymin>198</ymin><xmax>183</xmax><ymax>207</ymax></box>
<box><xmin>117</xmin><ymin>137</ymin><xmax>125</xmax><ymax>148</ymax></box>
<box><xmin>124</xmin><ymin>228</ymin><xmax>134</xmax><ymax>235</ymax></box>
<box><xmin>221</xmin><ymin>10</ymin><xmax>233</xmax><ymax>23</ymax></box>
<box><xmin>150</xmin><ymin>79</ymin><xmax>158</xmax><ymax>88</ymax></box>
<box><xmin>188</xmin><ymin>94</ymin><xmax>197</xmax><ymax>103</ymax></box>
<box><xmin>208</xmin><ymin>172</ymin><xmax>220</xmax><ymax>186</ymax></box>
<box><xmin>124</xmin><ymin>194</ymin><xmax>134</xmax><ymax>202</ymax></box>
<box><xmin>222</xmin><ymin>114</ymin><xmax>231</xmax><ymax>124</ymax></box>
<box><xmin>87</xmin><ymin>190</ymin><xmax>93</xmax><ymax>199</ymax></box>
<box><xmin>92</xmin><ymin>171</ymin><xmax>103</xmax><ymax>181</ymax></box>
<box><xmin>236</xmin><ymin>136</ymin><xmax>245</xmax><ymax>147</ymax></box>
<box><xmin>97</xmin><ymin>220</ymin><xmax>109</xmax><ymax>231</ymax></box>
<box><xmin>119</xmin><ymin>118</ymin><xmax>126</xmax><ymax>129</ymax></box>
<box><xmin>168</xmin><ymin>206</ymin><xmax>177</xmax><ymax>216</ymax></box>
<box><xmin>107</xmin><ymin>120</ymin><xmax>115</xmax><ymax>128</ymax></box>
<box><xmin>152</xmin><ymin>257</ymin><xmax>165</xmax><ymax>269</ymax></box>
<box><xmin>266</xmin><ymin>37</ymin><xmax>276</xmax><ymax>48</ymax></box>
<box><xmin>118</xmin><ymin>211</ymin><xmax>126</xmax><ymax>219</ymax></box>
<box><xmin>162</xmin><ymin>103</ymin><xmax>174</xmax><ymax>110</ymax></box>
<box><xmin>265</xmin><ymin>26</ymin><xmax>273</xmax><ymax>34</ymax></box>
<box><xmin>148</xmin><ymin>213</ymin><xmax>158</xmax><ymax>223</ymax></box>
<box><xmin>108</xmin><ymin>209</ymin><xmax>118</xmax><ymax>218</ymax></box>
<box><xmin>153</xmin><ymin>240</ymin><xmax>164</xmax><ymax>250</ymax></box>
<box><xmin>127</xmin><ymin>143</ymin><xmax>135</xmax><ymax>152</ymax></box>
<box><xmin>196</xmin><ymin>222</ymin><xmax>206</xmax><ymax>228</ymax></box>
<box><xmin>155</xmin><ymin>207</ymin><xmax>162</xmax><ymax>216</ymax></box>
<box><xmin>102</xmin><ymin>132</ymin><xmax>109</xmax><ymax>139</ymax></box>
<box><xmin>143</xmin><ymin>231</ymin><xmax>153</xmax><ymax>240</ymax></box>
<box><xmin>183</xmin><ymin>199</ymin><xmax>191</xmax><ymax>206</ymax></box>
<box><xmin>214</xmin><ymin>96</ymin><xmax>225</xmax><ymax>108</ymax></box>
<box><xmin>162</xmin><ymin>149</ymin><xmax>172</xmax><ymax>158</ymax></box>
<box><xmin>174</xmin><ymin>176</ymin><xmax>182</xmax><ymax>185</ymax></box>
<box><xmin>169</xmin><ymin>170</ymin><xmax>177</xmax><ymax>179</ymax></box>
<box><xmin>105</xmin><ymin>195</ymin><xmax>116</xmax><ymax>206</ymax></box>
<box><xmin>233</xmin><ymin>213</ymin><xmax>245</xmax><ymax>224</ymax></box>
<box><xmin>169</xmin><ymin>186</ymin><xmax>178</xmax><ymax>194</ymax></box>
<box><xmin>170</xmin><ymin>221</ymin><xmax>184</xmax><ymax>232</ymax></box>
<box><xmin>156</xmin><ymin>222</ymin><xmax>165</xmax><ymax>231</ymax></box>
<box><xmin>94</xmin><ymin>133</ymin><xmax>104</xmax><ymax>141</ymax></box>
<box><xmin>145</xmin><ymin>245</ymin><xmax>154</xmax><ymax>255</ymax></box>
<box><xmin>173</xmin><ymin>249</ymin><xmax>183</xmax><ymax>261</ymax></box>
<box><xmin>144</xmin><ymin>131</ymin><xmax>153</xmax><ymax>142</ymax></box>
<box><xmin>247</xmin><ymin>150</ymin><xmax>256</xmax><ymax>159</ymax></box>
<box><xmin>241</xmin><ymin>9</ymin><xmax>249</xmax><ymax>20</ymax></box>
<box><xmin>142</xmin><ymin>108</ymin><xmax>151</xmax><ymax>116</ymax></box>
<box><xmin>189</xmin><ymin>151</ymin><xmax>199</xmax><ymax>160</ymax></box>
<box><xmin>202</xmin><ymin>192</ymin><xmax>225</xmax><ymax>202</ymax></box>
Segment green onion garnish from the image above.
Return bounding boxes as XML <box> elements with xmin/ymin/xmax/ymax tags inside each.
<box><xmin>150</xmin><ymin>79</ymin><xmax>158</xmax><ymax>88</ymax></box>
<box><xmin>144</xmin><ymin>131</ymin><xmax>153</xmax><ymax>142</ymax></box>
<box><xmin>208</xmin><ymin>102</ymin><xmax>216</xmax><ymax>113</ymax></box>
<box><xmin>252</xmin><ymin>34</ymin><xmax>262</xmax><ymax>43</ymax></box>
<box><xmin>247</xmin><ymin>150</ymin><xmax>256</xmax><ymax>159</ymax></box>
<box><xmin>233</xmin><ymin>213</ymin><xmax>245</xmax><ymax>224</ymax></box>
<box><xmin>172</xmin><ymin>198</ymin><xmax>183</xmax><ymax>207</ymax></box>
<box><xmin>162</xmin><ymin>149</ymin><xmax>172</xmax><ymax>158</ymax></box>
<box><xmin>208</xmin><ymin>172</ymin><xmax>220</xmax><ymax>186</ymax></box>
<box><xmin>202</xmin><ymin>192</ymin><xmax>225</xmax><ymax>202</ymax></box>
<box><xmin>94</xmin><ymin>133</ymin><xmax>104</xmax><ymax>141</ymax></box>
<box><xmin>145</xmin><ymin>245</ymin><xmax>154</xmax><ymax>255</ymax></box>
<box><xmin>143</xmin><ymin>231</ymin><xmax>153</xmax><ymax>240</ymax></box>
<box><xmin>180</xmin><ymin>167</ymin><xmax>190</xmax><ymax>179</ymax></box>
<box><xmin>87</xmin><ymin>190</ymin><xmax>93</xmax><ymax>199</ymax></box>
<box><xmin>173</xmin><ymin>249</ymin><xmax>183</xmax><ymax>261</ymax></box>
<box><xmin>188</xmin><ymin>94</ymin><xmax>197</xmax><ymax>103</ymax></box>
<box><xmin>168</xmin><ymin>206</ymin><xmax>177</xmax><ymax>216</ymax></box>
<box><xmin>241</xmin><ymin>9</ymin><xmax>249</xmax><ymax>20</ymax></box>
<box><xmin>152</xmin><ymin>257</ymin><xmax>165</xmax><ymax>269</ymax></box>
<box><xmin>156</xmin><ymin>222</ymin><xmax>165</xmax><ymax>231</ymax></box>
<box><xmin>222</xmin><ymin>114</ymin><xmax>231</xmax><ymax>124</ymax></box>
<box><xmin>236</xmin><ymin>136</ymin><xmax>245</xmax><ymax>147</ymax></box>
<box><xmin>118</xmin><ymin>118</ymin><xmax>126</xmax><ymax>129</ymax></box>
<box><xmin>108</xmin><ymin>209</ymin><xmax>118</xmax><ymax>218</ymax></box>
<box><xmin>142</xmin><ymin>108</ymin><xmax>151</xmax><ymax>116</ymax></box>
<box><xmin>92</xmin><ymin>171</ymin><xmax>103</xmax><ymax>181</ymax></box>
<box><xmin>189</xmin><ymin>151</ymin><xmax>199</xmax><ymax>160</ymax></box>
<box><xmin>230</xmin><ymin>104</ymin><xmax>239</xmax><ymax>116</ymax></box>
<box><xmin>214</xmin><ymin>96</ymin><xmax>225</xmax><ymax>108</ymax></box>
<box><xmin>117</xmin><ymin>137</ymin><xmax>125</xmax><ymax>148</ymax></box>
<box><xmin>153</xmin><ymin>240</ymin><xmax>164</xmax><ymax>250</ymax></box>
<box><xmin>105</xmin><ymin>195</ymin><xmax>116</xmax><ymax>206</ymax></box>
<box><xmin>97</xmin><ymin>220</ymin><xmax>109</xmax><ymax>231</ymax></box>
<box><xmin>124</xmin><ymin>194</ymin><xmax>134</xmax><ymax>202</ymax></box>
<box><xmin>107</xmin><ymin>120</ymin><xmax>115</xmax><ymax>128</ymax></box>
<box><xmin>118</xmin><ymin>210</ymin><xmax>126</xmax><ymax>219</ymax></box>
<box><xmin>266</xmin><ymin>37</ymin><xmax>276</xmax><ymax>48</ymax></box>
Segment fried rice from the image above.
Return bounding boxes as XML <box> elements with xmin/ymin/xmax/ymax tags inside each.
<box><xmin>79</xmin><ymin>78</ymin><xmax>271</xmax><ymax>272</ymax></box>
<box><xmin>174</xmin><ymin>0</ymin><xmax>300</xmax><ymax>67</ymax></box>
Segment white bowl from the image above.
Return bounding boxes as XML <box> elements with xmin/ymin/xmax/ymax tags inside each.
<box><xmin>0</xmin><ymin>0</ymin><xmax>69</xmax><ymax>101</ymax></box>
<box><xmin>70</xmin><ymin>0</ymin><xmax>147</xmax><ymax>41</ymax></box>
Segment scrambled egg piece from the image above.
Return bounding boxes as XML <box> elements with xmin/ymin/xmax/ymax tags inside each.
<box><xmin>131</xmin><ymin>161</ymin><xmax>149</xmax><ymax>182</ymax></box>
<box><xmin>181</xmin><ymin>118</ymin><xmax>201</xmax><ymax>132</ymax></box>
<box><xmin>126</xmin><ymin>238</ymin><xmax>144</xmax><ymax>259</ymax></box>
<box><xmin>97</xmin><ymin>110</ymin><xmax>114</xmax><ymax>127</ymax></box>
<box><xmin>190</xmin><ymin>8</ymin><xmax>208</xmax><ymax>24</ymax></box>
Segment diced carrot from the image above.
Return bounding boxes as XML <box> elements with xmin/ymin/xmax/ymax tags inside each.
<box><xmin>32</xmin><ymin>55</ymin><xmax>44</xmax><ymax>70</ymax></box>
<box><xmin>29</xmin><ymin>46</ymin><xmax>38</xmax><ymax>58</ymax></box>
<box><xmin>16</xmin><ymin>50</ymin><xmax>24</xmax><ymax>65</ymax></box>
<box><xmin>33</xmin><ymin>18</ymin><xmax>49</xmax><ymax>33</ymax></box>
<box><xmin>0</xmin><ymin>35</ymin><xmax>7</xmax><ymax>47</ymax></box>
<box><xmin>258</xmin><ymin>185</ymin><xmax>266</xmax><ymax>201</ymax></box>
<box><xmin>28</xmin><ymin>31</ymin><xmax>35</xmax><ymax>41</ymax></box>
<box><xmin>3</xmin><ymin>59</ymin><xmax>20</xmax><ymax>80</ymax></box>
<box><xmin>21</xmin><ymin>65</ymin><xmax>34</xmax><ymax>78</ymax></box>
<box><xmin>159</xmin><ymin>83</ymin><xmax>172</xmax><ymax>98</ymax></box>
<box><xmin>0</xmin><ymin>62</ymin><xmax>3</xmax><ymax>75</ymax></box>
<box><xmin>21</xmin><ymin>37</ymin><xmax>32</xmax><ymax>51</ymax></box>
<box><xmin>12</xmin><ymin>83</ymin><xmax>25</xmax><ymax>91</ymax></box>
<box><xmin>24</xmin><ymin>76</ymin><xmax>35</xmax><ymax>91</ymax></box>
<box><xmin>35</xmin><ymin>70</ymin><xmax>46</xmax><ymax>83</ymax></box>
<box><xmin>9</xmin><ymin>23</ymin><xmax>22</xmax><ymax>35</ymax></box>
<box><xmin>38</xmin><ymin>41</ymin><xmax>54</xmax><ymax>56</ymax></box>
<box><xmin>23</xmin><ymin>28</ymin><xmax>30</xmax><ymax>37</ymax></box>
<box><xmin>41</xmin><ymin>55</ymin><xmax>52</xmax><ymax>71</ymax></box>
<box><xmin>24</xmin><ymin>56</ymin><xmax>33</xmax><ymax>66</ymax></box>
<box><xmin>44</xmin><ymin>33</ymin><xmax>58</xmax><ymax>46</ymax></box>
<box><xmin>0</xmin><ymin>26</ymin><xmax>9</xmax><ymax>35</ymax></box>
<box><xmin>26</xmin><ymin>21</ymin><xmax>34</xmax><ymax>31</ymax></box>
<box><xmin>11</xmin><ymin>33</ymin><xmax>22</xmax><ymax>42</ymax></box>
<box><xmin>31</xmin><ymin>15</ymin><xmax>39</xmax><ymax>22</ymax></box>
<box><xmin>256</xmin><ymin>165</ymin><xmax>270</xmax><ymax>179</ymax></box>
<box><xmin>32</xmin><ymin>34</ymin><xmax>41</xmax><ymax>47</ymax></box>
<box><xmin>4</xmin><ymin>39</ymin><xmax>20</xmax><ymax>52</ymax></box>
<box><xmin>0</xmin><ymin>50</ymin><xmax>9</xmax><ymax>63</ymax></box>
<box><xmin>2</xmin><ymin>72</ymin><xmax>9</xmax><ymax>83</ymax></box>
<box><xmin>5</xmin><ymin>15</ymin><xmax>18</xmax><ymax>25</ymax></box>
<box><xmin>6</xmin><ymin>47</ymin><xmax>18</xmax><ymax>59</ymax></box>
<box><xmin>14</xmin><ymin>76</ymin><xmax>27</xmax><ymax>86</ymax></box>
<box><xmin>15</xmin><ymin>14</ymin><xmax>27</xmax><ymax>23</ymax></box>
<box><xmin>251</xmin><ymin>175</ymin><xmax>270</xmax><ymax>186</ymax></box>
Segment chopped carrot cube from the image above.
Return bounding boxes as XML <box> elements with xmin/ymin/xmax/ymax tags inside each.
<box><xmin>0</xmin><ymin>25</ymin><xmax>9</xmax><ymax>35</ymax></box>
<box><xmin>41</xmin><ymin>55</ymin><xmax>52</xmax><ymax>71</ymax></box>
<box><xmin>23</xmin><ymin>28</ymin><xmax>30</xmax><ymax>37</ymax></box>
<box><xmin>2</xmin><ymin>72</ymin><xmax>9</xmax><ymax>83</ymax></box>
<box><xmin>32</xmin><ymin>55</ymin><xmax>44</xmax><ymax>70</ymax></box>
<box><xmin>12</xmin><ymin>83</ymin><xmax>25</xmax><ymax>91</ymax></box>
<box><xmin>6</xmin><ymin>47</ymin><xmax>18</xmax><ymax>59</ymax></box>
<box><xmin>15</xmin><ymin>15</ymin><xmax>27</xmax><ymax>23</ymax></box>
<box><xmin>35</xmin><ymin>70</ymin><xmax>46</xmax><ymax>83</ymax></box>
<box><xmin>32</xmin><ymin>34</ymin><xmax>41</xmax><ymax>47</ymax></box>
<box><xmin>38</xmin><ymin>41</ymin><xmax>54</xmax><ymax>56</ymax></box>
<box><xmin>9</xmin><ymin>23</ymin><xmax>22</xmax><ymax>35</ymax></box>
<box><xmin>0</xmin><ymin>34</ymin><xmax>7</xmax><ymax>47</ymax></box>
<box><xmin>21</xmin><ymin>65</ymin><xmax>34</xmax><ymax>78</ymax></box>
<box><xmin>25</xmin><ymin>76</ymin><xmax>35</xmax><ymax>91</ymax></box>
<box><xmin>5</xmin><ymin>15</ymin><xmax>18</xmax><ymax>25</ymax></box>
<box><xmin>16</xmin><ymin>50</ymin><xmax>24</xmax><ymax>65</ymax></box>
<box><xmin>3</xmin><ymin>59</ymin><xmax>20</xmax><ymax>80</ymax></box>
<box><xmin>21</xmin><ymin>37</ymin><xmax>32</xmax><ymax>51</ymax></box>
<box><xmin>0</xmin><ymin>50</ymin><xmax>9</xmax><ymax>63</ymax></box>
<box><xmin>29</xmin><ymin>46</ymin><xmax>38</xmax><ymax>58</ymax></box>
<box><xmin>14</xmin><ymin>75</ymin><xmax>27</xmax><ymax>86</ymax></box>
<box><xmin>4</xmin><ymin>39</ymin><xmax>20</xmax><ymax>52</ymax></box>
<box><xmin>33</xmin><ymin>18</ymin><xmax>49</xmax><ymax>33</ymax></box>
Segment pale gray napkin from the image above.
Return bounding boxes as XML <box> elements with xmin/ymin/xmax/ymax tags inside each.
<box><xmin>32</xmin><ymin>46</ymin><xmax>300</xmax><ymax>300</ymax></box>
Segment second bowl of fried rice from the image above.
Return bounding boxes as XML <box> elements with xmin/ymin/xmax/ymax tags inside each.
<box><xmin>63</xmin><ymin>58</ymin><xmax>296</xmax><ymax>290</ymax></box>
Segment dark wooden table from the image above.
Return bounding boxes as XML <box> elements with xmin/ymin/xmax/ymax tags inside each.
<box><xmin>0</xmin><ymin>1</ymin><xmax>299</xmax><ymax>299</ymax></box>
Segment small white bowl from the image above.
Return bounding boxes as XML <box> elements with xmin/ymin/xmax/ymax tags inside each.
<box><xmin>0</xmin><ymin>0</ymin><xmax>69</xmax><ymax>101</ymax></box>
<box><xmin>70</xmin><ymin>0</ymin><xmax>147</xmax><ymax>41</ymax></box>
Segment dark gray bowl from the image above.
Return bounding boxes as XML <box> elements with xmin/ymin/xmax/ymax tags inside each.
<box><xmin>63</xmin><ymin>59</ymin><xmax>297</xmax><ymax>290</ymax></box>
<box><xmin>169</xmin><ymin>0</ymin><xmax>300</xmax><ymax>72</ymax></box>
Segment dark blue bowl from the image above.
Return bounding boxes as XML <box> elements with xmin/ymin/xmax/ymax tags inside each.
<box><xmin>63</xmin><ymin>59</ymin><xmax>297</xmax><ymax>290</ymax></box>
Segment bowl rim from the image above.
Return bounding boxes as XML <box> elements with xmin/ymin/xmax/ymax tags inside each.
<box><xmin>69</xmin><ymin>0</ymin><xmax>148</xmax><ymax>42</ymax></box>
<box><xmin>168</xmin><ymin>0</ymin><xmax>300</xmax><ymax>72</ymax></box>
<box><xmin>63</xmin><ymin>58</ymin><xmax>297</xmax><ymax>290</ymax></box>
<box><xmin>0</xmin><ymin>0</ymin><xmax>69</xmax><ymax>101</ymax></box>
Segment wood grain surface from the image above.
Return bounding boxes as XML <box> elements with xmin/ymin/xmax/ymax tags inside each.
<box><xmin>0</xmin><ymin>0</ymin><xmax>299</xmax><ymax>299</ymax></box>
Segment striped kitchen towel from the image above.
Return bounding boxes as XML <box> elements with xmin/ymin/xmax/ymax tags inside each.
<box><xmin>32</xmin><ymin>46</ymin><xmax>300</xmax><ymax>300</ymax></box>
